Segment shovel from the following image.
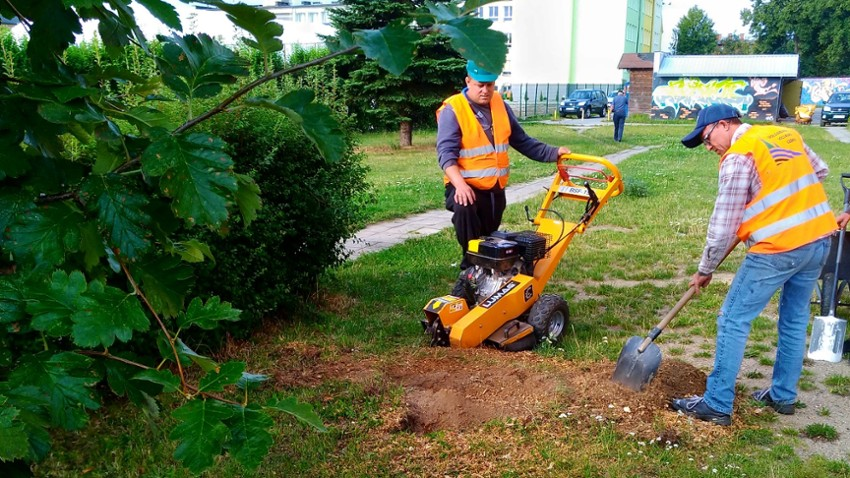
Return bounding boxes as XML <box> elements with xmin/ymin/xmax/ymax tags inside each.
<box><xmin>808</xmin><ymin>174</ymin><xmax>850</xmax><ymax>362</ymax></box>
<box><xmin>612</xmin><ymin>242</ymin><xmax>738</xmax><ymax>391</ymax></box>
<box><xmin>611</xmin><ymin>286</ymin><xmax>698</xmax><ymax>391</ymax></box>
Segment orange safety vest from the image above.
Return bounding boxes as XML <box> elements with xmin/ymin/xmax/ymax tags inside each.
<box><xmin>725</xmin><ymin>125</ymin><xmax>836</xmax><ymax>253</ymax></box>
<box><xmin>436</xmin><ymin>92</ymin><xmax>512</xmax><ymax>189</ymax></box>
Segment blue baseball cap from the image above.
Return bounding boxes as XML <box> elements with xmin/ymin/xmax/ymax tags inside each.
<box><xmin>466</xmin><ymin>60</ymin><xmax>499</xmax><ymax>82</ymax></box>
<box><xmin>681</xmin><ymin>104</ymin><xmax>742</xmax><ymax>148</ymax></box>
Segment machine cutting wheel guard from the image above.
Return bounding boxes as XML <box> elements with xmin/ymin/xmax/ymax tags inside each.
<box><xmin>422</xmin><ymin>153</ymin><xmax>624</xmax><ymax>351</ymax></box>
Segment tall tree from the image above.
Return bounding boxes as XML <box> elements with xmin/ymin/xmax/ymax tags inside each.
<box><xmin>671</xmin><ymin>6</ymin><xmax>718</xmax><ymax>55</ymax></box>
<box><xmin>743</xmin><ymin>0</ymin><xmax>850</xmax><ymax>77</ymax></box>
<box><xmin>715</xmin><ymin>33</ymin><xmax>756</xmax><ymax>55</ymax></box>
<box><xmin>328</xmin><ymin>0</ymin><xmax>486</xmax><ymax>146</ymax></box>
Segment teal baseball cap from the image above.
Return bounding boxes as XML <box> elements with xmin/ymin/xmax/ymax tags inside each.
<box><xmin>466</xmin><ymin>60</ymin><xmax>499</xmax><ymax>82</ymax></box>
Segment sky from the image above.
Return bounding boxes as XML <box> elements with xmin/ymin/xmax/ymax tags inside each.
<box><xmin>661</xmin><ymin>0</ymin><xmax>752</xmax><ymax>51</ymax></box>
<box><xmin>8</xmin><ymin>0</ymin><xmax>754</xmax><ymax>51</ymax></box>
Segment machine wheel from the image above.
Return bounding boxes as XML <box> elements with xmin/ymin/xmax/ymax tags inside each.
<box><xmin>527</xmin><ymin>294</ymin><xmax>569</xmax><ymax>343</ymax></box>
<box><xmin>821</xmin><ymin>120</ymin><xmax>828</xmax><ymax>127</ymax></box>
<box><xmin>601</xmin><ymin>106</ymin><xmax>608</xmax><ymax>118</ymax></box>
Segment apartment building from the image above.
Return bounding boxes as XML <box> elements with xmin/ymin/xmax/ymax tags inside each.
<box><xmin>510</xmin><ymin>0</ymin><xmax>663</xmax><ymax>86</ymax></box>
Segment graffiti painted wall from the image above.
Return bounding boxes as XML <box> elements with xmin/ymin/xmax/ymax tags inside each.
<box><xmin>651</xmin><ymin>77</ymin><xmax>782</xmax><ymax>121</ymax></box>
<box><xmin>800</xmin><ymin>78</ymin><xmax>850</xmax><ymax>106</ymax></box>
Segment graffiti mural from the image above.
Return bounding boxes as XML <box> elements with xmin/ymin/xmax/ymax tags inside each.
<box><xmin>651</xmin><ymin>77</ymin><xmax>783</xmax><ymax>121</ymax></box>
<box><xmin>801</xmin><ymin>78</ymin><xmax>850</xmax><ymax>105</ymax></box>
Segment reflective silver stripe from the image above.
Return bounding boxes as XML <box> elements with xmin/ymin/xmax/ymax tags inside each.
<box><xmin>460</xmin><ymin>166</ymin><xmax>510</xmax><ymax>179</ymax></box>
<box><xmin>459</xmin><ymin>145</ymin><xmax>495</xmax><ymax>158</ymax></box>
<box><xmin>458</xmin><ymin>142</ymin><xmax>510</xmax><ymax>158</ymax></box>
<box><xmin>743</xmin><ymin>173</ymin><xmax>820</xmax><ymax>222</ymax></box>
<box><xmin>748</xmin><ymin>201</ymin><xmax>832</xmax><ymax>243</ymax></box>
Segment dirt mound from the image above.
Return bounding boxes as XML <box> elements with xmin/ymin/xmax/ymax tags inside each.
<box><xmin>267</xmin><ymin>346</ymin><xmax>735</xmax><ymax>443</ymax></box>
<box><xmin>381</xmin><ymin>350</ymin><xmax>711</xmax><ymax>439</ymax></box>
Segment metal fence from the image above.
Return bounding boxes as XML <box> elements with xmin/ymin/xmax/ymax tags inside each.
<box><xmin>504</xmin><ymin>83</ymin><xmax>625</xmax><ymax>119</ymax></box>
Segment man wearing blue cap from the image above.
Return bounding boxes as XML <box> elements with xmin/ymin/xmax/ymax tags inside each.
<box><xmin>436</xmin><ymin>60</ymin><xmax>571</xmax><ymax>269</ymax></box>
<box><xmin>671</xmin><ymin>103</ymin><xmax>840</xmax><ymax>426</ymax></box>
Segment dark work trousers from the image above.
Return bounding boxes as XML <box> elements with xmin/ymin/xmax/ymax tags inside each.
<box><xmin>613</xmin><ymin>113</ymin><xmax>626</xmax><ymax>142</ymax></box>
<box><xmin>445</xmin><ymin>183</ymin><xmax>506</xmax><ymax>269</ymax></box>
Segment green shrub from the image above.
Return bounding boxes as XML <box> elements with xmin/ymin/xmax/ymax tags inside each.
<box><xmin>623</xmin><ymin>177</ymin><xmax>649</xmax><ymax>198</ymax></box>
<box><xmin>192</xmin><ymin>106</ymin><xmax>370</xmax><ymax>326</ymax></box>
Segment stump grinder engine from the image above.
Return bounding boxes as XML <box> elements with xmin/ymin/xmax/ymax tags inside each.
<box><xmin>422</xmin><ymin>154</ymin><xmax>623</xmax><ymax>351</ymax></box>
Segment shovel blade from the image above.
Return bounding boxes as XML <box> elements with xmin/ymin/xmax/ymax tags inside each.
<box><xmin>807</xmin><ymin>315</ymin><xmax>847</xmax><ymax>363</ymax></box>
<box><xmin>611</xmin><ymin>336</ymin><xmax>663</xmax><ymax>391</ymax></box>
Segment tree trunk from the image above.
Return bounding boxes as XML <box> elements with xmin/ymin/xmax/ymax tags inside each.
<box><xmin>399</xmin><ymin>120</ymin><xmax>412</xmax><ymax>147</ymax></box>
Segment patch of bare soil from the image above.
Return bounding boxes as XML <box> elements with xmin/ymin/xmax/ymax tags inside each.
<box><xmin>268</xmin><ymin>345</ymin><xmax>739</xmax><ymax>447</ymax></box>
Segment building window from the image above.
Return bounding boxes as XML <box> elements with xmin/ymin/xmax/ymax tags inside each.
<box><xmin>476</xmin><ymin>7</ymin><xmax>483</xmax><ymax>17</ymax></box>
<box><xmin>503</xmin><ymin>6</ymin><xmax>512</xmax><ymax>21</ymax></box>
<box><xmin>308</xmin><ymin>12</ymin><xmax>318</xmax><ymax>22</ymax></box>
<box><xmin>488</xmin><ymin>6</ymin><xmax>498</xmax><ymax>19</ymax></box>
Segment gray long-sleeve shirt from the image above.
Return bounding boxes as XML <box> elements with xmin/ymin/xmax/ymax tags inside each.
<box><xmin>436</xmin><ymin>89</ymin><xmax>560</xmax><ymax>176</ymax></box>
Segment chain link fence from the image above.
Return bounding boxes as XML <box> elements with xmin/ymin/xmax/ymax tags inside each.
<box><xmin>504</xmin><ymin>83</ymin><xmax>624</xmax><ymax>119</ymax></box>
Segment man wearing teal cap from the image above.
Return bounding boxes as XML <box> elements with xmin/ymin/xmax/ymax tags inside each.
<box><xmin>436</xmin><ymin>60</ymin><xmax>571</xmax><ymax>269</ymax></box>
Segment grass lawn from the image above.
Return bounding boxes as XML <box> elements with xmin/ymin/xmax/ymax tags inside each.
<box><xmin>355</xmin><ymin>122</ymin><xmax>689</xmax><ymax>224</ymax></box>
<box><xmin>36</xmin><ymin>122</ymin><xmax>850</xmax><ymax>477</ymax></box>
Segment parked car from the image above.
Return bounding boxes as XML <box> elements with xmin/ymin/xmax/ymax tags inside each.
<box><xmin>558</xmin><ymin>89</ymin><xmax>608</xmax><ymax>118</ymax></box>
<box><xmin>821</xmin><ymin>92</ymin><xmax>850</xmax><ymax>127</ymax></box>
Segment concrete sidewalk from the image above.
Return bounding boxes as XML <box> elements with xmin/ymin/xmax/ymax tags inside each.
<box><xmin>344</xmin><ymin>146</ymin><xmax>655</xmax><ymax>259</ymax></box>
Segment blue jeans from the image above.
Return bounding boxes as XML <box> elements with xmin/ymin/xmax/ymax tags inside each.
<box><xmin>703</xmin><ymin>237</ymin><xmax>830</xmax><ymax>414</ymax></box>
<box><xmin>613</xmin><ymin>114</ymin><xmax>626</xmax><ymax>141</ymax></box>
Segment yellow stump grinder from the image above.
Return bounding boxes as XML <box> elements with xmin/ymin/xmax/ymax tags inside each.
<box><xmin>421</xmin><ymin>153</ymin><xmax>623</xmax><ymax>351</ymax></box>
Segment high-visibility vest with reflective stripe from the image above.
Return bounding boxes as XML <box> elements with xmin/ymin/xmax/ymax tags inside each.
<box><xmin>725</xmin><ymin>125</ymin><xmax>836</xmax><ymax>253</ymax></box>
<box><xmin>437</xmin><ymin>92</ymin><xmax>511</xmax><ymax>189</ymax></box>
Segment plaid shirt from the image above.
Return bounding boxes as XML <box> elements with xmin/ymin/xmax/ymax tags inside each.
<box><xmin>698</xmin><ymin>124</ymin><xmax>830</xmax><ymax>274</ymax></box>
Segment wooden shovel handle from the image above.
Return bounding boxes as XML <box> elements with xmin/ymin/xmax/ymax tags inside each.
<box><xmin>636</xmin><ymin>239</ymin><xmax>740</xmax><ymax>353</ymax></box>
<box><xmin>637</xmin><ymin>286</ymin><xmax>698</xmax><ymax>352</ymax></box>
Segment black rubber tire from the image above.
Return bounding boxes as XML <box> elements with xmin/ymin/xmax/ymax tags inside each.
<box><xmin>601</xmin><ymin>106</ymin><xmax>608</xmax><ymax>118</ymax></box>
<box><xmin>527</xmin><ymin>294</ymin><xmax>569</xmax><ymax>343</ymax></box>
<box><xmin>821</xmin><ymin>272</ymin><xmax>836</xmax><ymax>316</ymax></box>
<box><xmin>821</xmin><ymin>120</ymin><xmax>828</xmax><ymax>127</ymax></box>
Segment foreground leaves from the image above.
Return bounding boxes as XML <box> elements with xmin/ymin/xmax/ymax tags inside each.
<box><xmin>8</xmin><ymin>352</ymin><xmax>101</xmax><ymax>431</ymax></box>
<box><xmin>0</xmin><ymin>397</ymin><xmax>29</xmax><ymax>462</ymax></box>
<box><xmin>170</xmin><ymin>399</ymin><xmax>235</xmax><ymax>473</ymax></box>
<box><xmin>247</xmin><ymin>90</ymin><xmax>347</xmax><ymax>163</ymax></box>
<box><xmin>141</xmin><ymin>132</ymin><xmax>238</xmax><ymax>228</ymax></box>
<box><xmin>0</xmin><ymin>0</ymin><xmax>506</xmax><ymax>473</ymax></box>
<box><xmin>70</xmin><ymin>280</ymin><xmax>149</xmax><ymax>348</ymax></box>
<box><xmin>158</xmin><ymin>33</ymin><xmax>249</xmax><ymax>101</ymax></box>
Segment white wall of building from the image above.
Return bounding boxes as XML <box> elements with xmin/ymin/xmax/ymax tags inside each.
<box><xmin>574</xmin><ymin>2</ymin><xmax>628</xmax><ymax>83</ymax></box>
<box><xmin>510</xmin><ymin>0</ymin><xmax>631</xmax><ymax>85</ymax></box>
<box><xmin>510</xmin><ymin>0</ymin><xmax>570</xmax><ymax>85</ymax></box>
